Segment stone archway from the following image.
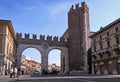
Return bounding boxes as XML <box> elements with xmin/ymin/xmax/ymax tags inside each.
<box><xmin>16</xmin><ymin>33</ymin><xmax>69</xmax><ymax>74</ymax></box>
<box><xmin>17</xmin><ymin>44</ymin><xmax>69</xmax><ymax>74</ymax></box>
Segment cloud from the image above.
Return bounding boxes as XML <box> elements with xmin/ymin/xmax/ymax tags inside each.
<box><xmin>48</xmin><ymin>2</ymin><xmax>71</xmax><ymax>21</ymax></box>
<box><xmin>15</xmin><ymin>1</ymin><xmax>70</xmax><ymax>21</ymax></box>
<box><xmin>47</xmin><ymin>2</ymin><xmax>70</xmax><ymax>19</ymax></box>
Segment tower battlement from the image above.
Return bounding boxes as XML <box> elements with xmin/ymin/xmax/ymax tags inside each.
<box><xmin>69</xmin><ymin>2</ymin><xmax>88</xmax><ymax>13</ymax></box>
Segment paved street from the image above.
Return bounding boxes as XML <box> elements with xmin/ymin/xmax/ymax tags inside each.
<box><xmin>0</xmin><ymin>75</ymin><xmax>120</xmax><ymax>82</ymax></box>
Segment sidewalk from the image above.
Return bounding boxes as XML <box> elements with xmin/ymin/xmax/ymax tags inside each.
<box><xmin>0</xmin><ymin>74</ymin><xmax>120</xmax><ymax>82</ymax></box>
<box><xmin>0</xmin><ymin>75</ymin><xmax>18</xmax><ymax>82</ymax></box>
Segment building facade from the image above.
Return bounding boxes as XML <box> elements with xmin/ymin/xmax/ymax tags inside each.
<box><xmin>0</xmin><ymin>20</ymin><xmax>16</xmax><ymax>75</ymax></box>
<box><xmin>21</xmin><ymin>55</ymin><xmax>28</xmax><ymax>73</ymax></box>
<box><xmin>91</xmin><ymin>18</ymin><xmax>120</xmax><ymax>74</ymax></box>
<box><xmin>27</xmin><ymin>60</ymin><xmax>38</xmax><ymax>70</ymax></box>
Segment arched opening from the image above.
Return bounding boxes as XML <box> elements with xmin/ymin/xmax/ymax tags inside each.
<box><xmin>21</xmin><ymin>47</ymin><xmax>41</xmax><ymax>75</ymax></box>
<box><xmin>48</xmin><ymin>49</ymin><xmax>62</xmax><ymax>74</ymax></box>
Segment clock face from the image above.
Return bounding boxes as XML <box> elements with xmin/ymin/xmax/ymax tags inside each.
<box><xmin>42</xmin><ymin>42</ymin><xmax>49</xmax><ymax>49</ymax></box>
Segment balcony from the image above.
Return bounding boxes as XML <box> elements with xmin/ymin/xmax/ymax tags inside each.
<box><xmin>92</xmin><ymin>56</ymin><xmax>118</xmax><ymax>63</ymax></box>
<box><xmin>111</xmin><ymin>44</ymin><xmax>120</xmax><ymax>50</ymax></box>
<box><xmin>91</xmin><ymin>52</ymin><xmax>97</xmax><ymax>55</ymax></box>
<box><xmin>93</xmin><ymin>46</ymin><xmax>118</xmax><ymax>55</ymax></box>
<box><xmin>96</xmin><ymin>48</ymin><xmax>110</xmax><ymax>54</ymax></box>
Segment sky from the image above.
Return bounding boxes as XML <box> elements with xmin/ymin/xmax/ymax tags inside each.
<box><xmin>0</xmin><ymin>0</ymin><xmax>120</xmax><ymax>66</ymax></box>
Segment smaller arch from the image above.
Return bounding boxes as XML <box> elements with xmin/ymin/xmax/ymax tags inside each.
<box><xmin>47</xmin><ymin>47</ymin><xmax>68</xmax><ymax>57</ymax></box>
<box><xmin>47</xmin><ymin>46</ymin><xmax>69</xmax><ymax>74</ymax></box>
<box><xmin>48</xmin><ymin>49</ymin><xmax>61</xmax><ymax>73</ymax></box>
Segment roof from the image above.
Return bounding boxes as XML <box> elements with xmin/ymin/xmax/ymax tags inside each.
<box><xmin>0</xmin><ymin>19</ymin><xmax>16</xmax><ymax>41</ymax></box>
<box><xmin>90</xmin><ymin>18</ymin><xmax>120</xmax><ymax>38</ymax></box>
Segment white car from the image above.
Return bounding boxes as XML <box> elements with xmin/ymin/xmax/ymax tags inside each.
<box><xmin>30</xmin><ymin>70</ymin><xmax>41</xmax><ymax>77</ymax></box>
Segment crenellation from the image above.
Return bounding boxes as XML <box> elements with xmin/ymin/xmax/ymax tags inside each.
<box><xmin>47</xmin><ymin>35</ymin><xmax>52</xmax><ymax>41</ymax></box>
<box><xmin>40</xmin><ymin>35</ymin><xmax>45</xmax><ymax>41</ymax></box>
<box><xmin>70</xmin><ymin>5</ymin><xmax>74</xmax><ymax>11</ymax></box>
<box><xmin>25</xmin><ymin>33</ymin><xmax>30</xmax><ymax>39</ymax></box>
<box><xmin>53</xmin><ymin>36</ymin><xmax>58</xmax><ymax>42</ymax></box>
<box><xmin>81</xmin><ymin>1</ymin><xmax>87</xmax><ymax>10</ymax></box>
<box><xmin>16</xmin><ymin>32</ymin><xmax>22</xmax><ymax>39</ymax></box>
<box><xmin>33</xmin><ymin>34</ymin><xmax>37</xmax><ymax>39</ymax></box>
<box><xmin>75</xmin><ymin>3</ymin><xmax>79</xmax><ymax>9</ymax></box>
<box><xmin>69</xmin><ymin>1</ymin><xmax>87</xmax><ymax>14</ymax></box>
<box><xmin>16</xmin><ymin>33</ymin><xmax>67</xmax><ymax>46</ymax></box>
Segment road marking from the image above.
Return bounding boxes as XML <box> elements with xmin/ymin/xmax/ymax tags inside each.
<box><xmin>45</xmin><ymin>80</ymin><xmax>49</xmax><ymax>82</ymax></box>
<box><xmin>72</xmin><ymin>78</ymin><xmax>96</xmax><ymax>82</ymax></box>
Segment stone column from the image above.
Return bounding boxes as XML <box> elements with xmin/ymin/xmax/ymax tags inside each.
<box><xmin>41</xmin><ymin>50</ymin><xmax>48</xmax><ymax>71</ymax></box>
<box><xmin>64</xmin><ymin>52</ymin><xmax>69</xmax><ymax>74</ymax></box>
<box><xmin>16</xmin><ymin>45</ymin><xmax>23</xmax><ymax>68</ymax></box>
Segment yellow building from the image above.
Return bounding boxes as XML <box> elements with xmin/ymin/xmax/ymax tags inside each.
<box><xmin>21</xmin><ymin>55</ymin><xmax>28</xmax><ymax>73</ymax></box>
<box><xmin>0</xmin><ymin>20</ymin><xmax>16</xmax><ymax>75</ymax></box>
<box><xmin>90</xmin><ymin>18</ymin><xmax>120</xmax><ymax>74</ymax></box>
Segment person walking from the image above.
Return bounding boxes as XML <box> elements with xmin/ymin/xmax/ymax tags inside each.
<box><xmin>17</xmin><ymin>68</ymin><xmax>21</xmax><ymax>78</ymax></box>
<box><xmin>14</xmin><ymin>67</ymin><xmax>17</xmax><ymax>78</ymax></box>
<box><xmin>10</xmin><ymin>67</ymin><xmax>13</xmax><ymax>78</ymax></box>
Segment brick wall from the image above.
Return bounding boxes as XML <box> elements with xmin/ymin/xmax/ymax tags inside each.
<box><xmin>68</xmin><ymin>2</ymin><xmax>90</xmax><ymax>71</ymax></box>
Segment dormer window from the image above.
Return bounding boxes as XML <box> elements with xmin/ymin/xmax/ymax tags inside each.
<box><xmin>107</xmin><ymin>31</ymin><xmax>109</xmax><ymax>36</ymax></box>
<box><xmin>100</xmin><ymin>43</ymin><xmax>103</xmax><ymax>49</ymax></box>
<box><xmin>100</xmin><ymin>35</ymin><xmax>102</xmax><ymax>39</ymax></box>
<box><xmin>94</xmin><ymin>38</ymin><xmax>96</xmax><ymax>42</ymax></box>
<box><xmin>115</xmin><ymin>27</ymin><xmax>118</xmax><ymax>32</ymax></box>
<box><xmin>107</xmin><ymin>41</ymin><xmax>110</xmax><ymax>47</ymax></box>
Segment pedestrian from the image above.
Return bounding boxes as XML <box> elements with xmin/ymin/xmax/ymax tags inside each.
<box><xmin>14</xmin><ymin>67</ymin><xmax>17</xmax><ymax>77</ymax></box>
<box><xmin>17</xmin><ymin>68</ymin><xmax>21</xmax><ymax>78</ymax></box>
<box><xmin>10</xmin><ymin>67</ymin><xmax>13</xmax><ymax>78</ymax></box>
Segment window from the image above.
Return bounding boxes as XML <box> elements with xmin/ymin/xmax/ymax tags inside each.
<box><xmin>107</xmin><ymin>41</ymin><xmax>110</xmax><ymax>47</ymax></box>
<box><xmin>116</xmin><ymin>49</ymin><xmax>120</xmax><ymax>55</ymax></box>
<box><xmin>108</xmin><ymin>53</ymin><xmax>111</xmax><ymax>57</ymax></box>
<box><xmin>94</xmin><ymin>38</ymin><xmax>96</xmax><ymax>42</ymax></box>
<box><xmin>93</xmin><ymin>55</ymin><xmax>96</xmax><ymax>60</ymax></box>
<box><xmin>116</xmin><ymin>37</ymin><xmax>119</xmax><ymax>44</ymax></box>
<box><xmin>100</xmin><ymin>43</ymin><xmax>102</xmax><ymax>49</ymax></box>
<box><xmin>115</xmin><ymin>27</ymin><xmax>118</xmax><ymax>32</ymax></box>
<box><xmin>93</xmin><ymin>45</ymin><xmax>96</xmax><ymax>52</ymax></box>
<box><xmin>100</xmin><ymin>54</ymin><xmax>103</xmax><ymax>58</ymax></box>
<box><xmin>100</xmin><ymin>35</ymin><xmax>102</xmax><ymax>39</ymax></box>
<box><xmin>107</xmin><ymin>31</ymin><xmax>109</xmax><ymax>36</ymax></box>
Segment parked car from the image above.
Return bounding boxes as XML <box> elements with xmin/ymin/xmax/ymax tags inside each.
<box><xmin>30</xmin><ymin>70</ymin><xmax>41</xmax><ymax>77</ymax></box>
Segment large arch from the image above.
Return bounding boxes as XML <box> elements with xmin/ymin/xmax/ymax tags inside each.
<box><xmin>16</xmin><ymin>44</ymin><xmax>42</xmax><ymax>67</ymax></box>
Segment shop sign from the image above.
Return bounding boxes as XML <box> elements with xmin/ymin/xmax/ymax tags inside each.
<box><xmin>99</xmin><ymin>61</ymin><xmax>104</xmax><ymax>65</ymax></box>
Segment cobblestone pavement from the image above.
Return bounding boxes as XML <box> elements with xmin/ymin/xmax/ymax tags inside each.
<box><xmin>0</xmin><ymin>74</ymin><xmax>120</xmax><ymax>82</ymax></box>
